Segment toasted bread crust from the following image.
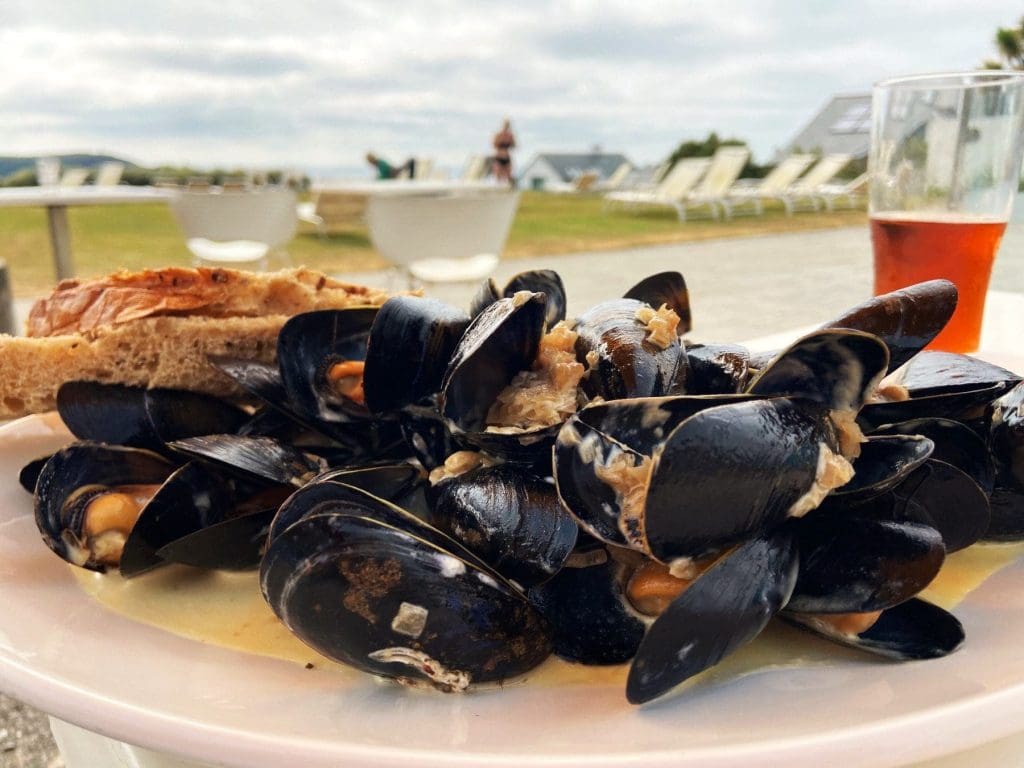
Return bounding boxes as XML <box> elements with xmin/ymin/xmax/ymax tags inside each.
<box><xmin>2</xmin><ymin>266</ymin><xmax>390</xmax><ymax>420</ymax></box>
<box><xmin>27</xmin><ymin>267</ymin><xmax>389</xmax><ymax>337</ymax></box>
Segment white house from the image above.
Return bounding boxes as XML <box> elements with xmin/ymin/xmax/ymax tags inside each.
<box><xmin>518</xmin><ymin>151</ymin><xmax>632</xmax><ymax>190</ymax></box>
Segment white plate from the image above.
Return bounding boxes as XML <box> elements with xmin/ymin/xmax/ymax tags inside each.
<box><xmin>4</xmin><ymin>407</ymin><xmax>1024</xmax><ymax>768</ymax></box>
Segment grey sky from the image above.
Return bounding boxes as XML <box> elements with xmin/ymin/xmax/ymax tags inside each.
<box><xmin>0</xmin><ymin>1</ymin><xmax>1013</xmax><ymax>175</ymax></box>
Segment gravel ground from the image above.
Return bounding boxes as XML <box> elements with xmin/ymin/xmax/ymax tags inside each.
<box><xmin>0</xmin><ymin>696</ymin><xmax>60</xmax><ymax>768</ymax></box>
<box><xmin>4</xmin><ymin>223</ymin><xmax>1024</xmax><ymax>766</ymax></box>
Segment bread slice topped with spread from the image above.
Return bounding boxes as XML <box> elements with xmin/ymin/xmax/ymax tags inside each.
<box><xmin>0</xmin><ymin>266</ymin><xmax>389</xmax><ymax>419</ymax></box>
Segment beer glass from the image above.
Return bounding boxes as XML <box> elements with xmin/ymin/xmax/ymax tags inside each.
<box><xmin>870</xmin><ymin>71</ymin><xmax>1024</xmax><ymax>352</ymax></box>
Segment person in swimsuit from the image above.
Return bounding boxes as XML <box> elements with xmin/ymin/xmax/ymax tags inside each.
<box><xmin>491</xmin><ymin>119</ymin><xmax>516</xmax><ymax>185</ymax></box>
<box><xmin>366</xmin><ymin>152</ymin><xmax>416</xmax><ymax>180</ymax></box>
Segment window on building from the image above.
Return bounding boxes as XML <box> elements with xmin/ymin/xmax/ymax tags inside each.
<box><xmin>830</xmin><ymin>102</ymin><xmax>872</xmax><ymax>134</ymax></box>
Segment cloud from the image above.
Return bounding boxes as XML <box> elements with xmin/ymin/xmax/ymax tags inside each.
<box><xmin>0</xmin><ymin>1</ymin><xmax>1016</xmax><ymax>173</ymax></box>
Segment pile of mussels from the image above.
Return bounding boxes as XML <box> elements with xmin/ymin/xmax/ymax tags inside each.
<box><xmin>25</xmin><ymin>270</ymin><xmax>1024</xmax><ymax>704</ymax></box>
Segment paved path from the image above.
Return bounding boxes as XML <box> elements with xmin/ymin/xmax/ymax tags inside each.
<box><xmin>5</xmin><ymin>223</ymin><xmax>1024</xmax><ymax>767</ymax></box>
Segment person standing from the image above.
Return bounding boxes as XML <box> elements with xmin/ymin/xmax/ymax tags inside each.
<box><xmin>491</xmin><ymin>118</ymin><xmax>516</xmax><ymax>185</ymax></box>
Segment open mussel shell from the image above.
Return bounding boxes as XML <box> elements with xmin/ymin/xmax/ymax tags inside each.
<box><xmin>528</xmin><ymin>545</ymin><xmax>647</xmax><ymax>665</ymax></box>
<box><xmin>626</xmin><ymin>531</ymin><xmax>798</xmax><ymax>705</ymax></box>
<box><xmin>169</xmin><ymin>434</ymin><xmax>327</xmax><ymax>487</ymax></box>
<box><xmin>785</xmin><ymin>598</ymin><xmax>964</xmax><ymax>661</ymax></box>
<box><xmin>277</xmin><ymin>307</ymin><xmax>378</xmax><ymax>425</ymax></box>
<box><xmin>820</xmin><ymin>279</ymin><xmax>958</xmax><ymax>373</ymax></box>
<box><xmin>787</xmin><ymin>512</ymin><xmax>944</xmax><ymax>613</ymax></box>
<box><xmin>260</xmin><ymin>513</ymin><xmax>553</xmax><ymax>688</ymax></box>
<box><xmin>746</xmin><ymin>329</ymin><xmax>889</xmax><ymax>412</ymax></box>
<box><xmin>874</xmin><ymin>418</ymin><xmax>995</xmax><ymax>495</ymax></box>
<box><xmin>684</xmin><ymin>343</ymin><xmax>750</xmax><ymax>394</ymax></box>
<box><xmin>431</xmin><ymin>465</ymin><xmax>577</xmax><ymax>587</ymax></box>
<box><xmin>57</xmin><ymin>382</ymin><xmax>248</xmax><ymax>452</ymax></box>
<box><xmin>830</xmin><ymin>435</ymin><xmax>934</xmax><ymax>502</ymax></box>
<box><xmin>363</xmin><ymin>297</ymin><xmax>470</xmax><ymax>414</ymax></box>
<box><xmin>991</xmin><ymin>381</ymin><xmax>1024</xmax><ymax>487</ymax></box>
<box><xmin>314</xmin><ymin>463</ymin><xmax>425</xmax><ymax>505</ymax></box>
<box><xmin>470</xmin><ymin>269</ymin><xmax>567</xmax><ymax>327</ymax></box>
<box><xmin>860</xmin><ymin>352</ymin><xmax>1021</xmax><ymax>430</ymax></box>
<box><xmin>119</xmin><ymin>461</ymin><xmax>237</xmax><ymax>577</ymax></box>
<box><xmin>441</xmin><ymin>292</ymin><xmax>547</xmax><ymax>434</ymax></box>
<box><xmin>644</xmin><ymin>398</ymin><xmax>835</xmax><ymax>561</ymax></box>
<box><xmin>554</xmin><ymin>394</ymin><xmax>761</xmax><ymax>551</ymax></box>
<box><xmin>574</xmin><ymin>298</ymin><xmax>687</xmax><ymax>401</ymax></box>
<box><xmin>623</xmin><ymin>271</ymin><xmax>691</xmax><ymax>335</ymax></box>
<box><xmin>34</xmin><ymin>442</ymin><xmax>175</xmax><ymax>572</ymax></box>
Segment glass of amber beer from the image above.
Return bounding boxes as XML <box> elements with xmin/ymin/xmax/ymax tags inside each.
<box><xmin>870</xmin><ymin>71</ymin><xmax>1024</xmax><ymax>352</ymax></box>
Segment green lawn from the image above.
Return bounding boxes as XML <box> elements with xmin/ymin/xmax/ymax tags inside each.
<box><xmin>0</xmin><ymin>192</ymin><xmax>866</xmax><ymax>298</ymax></box>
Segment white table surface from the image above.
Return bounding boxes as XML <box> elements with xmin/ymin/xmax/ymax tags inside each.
<box><xmin>311</xmin><ymin>179</ymin><xmax>504</xmax><ymax>195</ymax></box>
<box><xmin>0</xmin><ymin>185</ymin><xmax>177</xmax><ymax>207</ymax></box>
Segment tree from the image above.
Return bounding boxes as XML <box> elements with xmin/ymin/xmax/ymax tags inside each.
<box><xmin>983</xmin><ymin>17</ymin><xmax>1024</xmax><ymax>69</ymax></box>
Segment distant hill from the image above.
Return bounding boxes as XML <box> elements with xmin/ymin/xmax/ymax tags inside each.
<box><xmin>0</xmin><ymin>153</ymin><xmax>136</xmax><ymax>178</ymax></box>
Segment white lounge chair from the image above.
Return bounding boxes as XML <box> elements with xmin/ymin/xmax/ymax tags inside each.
<box><xmin>785</xmin><ymin>154</ymin><xmax>852</xmax><ymax>212</ymax></box>
<box><xmin>94</xmin><ymin>161</ymin><xmax>125</xmax><ymax>186</ymax></box>
<box><xmin>816</xmin><ymin>172</ymin><xmax>868</xmax><ymax>211</ymax></box>
<box><xmin>59</xmin><ymin>168</ymin><xmax>89</xmax><ymax>187</ymax></box>
<box><xmin>597</xmin><ymin>161</ymin><xmax>633</xmax><ymax>191</ymax></box>
<box><xmin>604</xmin><ymin>158</ymin><xmax>711</xmax><ymax>220</ymax></box>
<box><xmin>726</xmin><ymin>154</ymin><xmax>816</xmax><ymax>215</ymax></box>
<box><xmin>461</xmin><ymin>155</ymin><xmax>488</xmax><ymax>182</ymax></box>
<box><xmin>169</xmin><ymin>187</ymin><xmax>298</xmax><ymax>271</ymax></box>
<box><xmin>364</xmin><ymin>191</ymin><xmax>519</xmax><ymax>287</ymax></box>
<box><xmin>678</xmin><ymin>146</ymin><xmax>751</xmax><ymax>220</ymax></box>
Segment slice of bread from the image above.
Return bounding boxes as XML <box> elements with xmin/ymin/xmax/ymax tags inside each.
<box><xmin>0</xmin><ymin>266</ymin><xmax>390</xmax><ymax>419</ymax></box>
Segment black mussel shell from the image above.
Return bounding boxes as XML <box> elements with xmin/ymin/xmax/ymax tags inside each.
<box><xmin>874</xmin><ymin>418</ymin><xmax>995</xmax><ymax>496</ymax></box>
<box><xmin>785</xmin><ymin>598</ymin><xmax>964</xmax><ymax>660</ymax></box>
<box><xmin>830</xmin><ymin>435</ymin><xmax>934</xmax><ymax>502</ymax></box>
<box><xmin>57</xmin><ymin>382</ymin><xmax>248</xmax><ymax>451</ymax></box>
<box><xmin>277</xmin><ymin>308</ymin><xmax>378</xmax><ymax>424</ymax></box>
<box><xmin>623</xmin><ymin>271</ymin><xmax>691</xmax><ymax>335</ymax></box>
<box><xmin>119</xmin><ymin>461</ymin><xmax>236</xmax><ymax>577</ymax></box>
<box><xmin>260</xmin><ymin>513</ymin><xmax>553</xmax><ymax>688</ymax></box>
<box><xmin>528</xmin><ymin>546</ymin><xmax>647</xmax><ymax>665</ymax></box>
<box><xmin>169</xmin><ymin>434</ymin><xmax>327</xmax><ymax>487</ymax></box>
<box><xmin>746</xmin><ymin>330</ymin><xmax>889</xmax><ymax>412</ymax></box>
<box><xmin>820</xmin><ymin>279</ymin><xmax>958</xmax><ymax>373</ymax></box>
<box><xmin>313</xmin><ymin>463</ymin><xmax>425</xmax><ymax>506</ymax></box>
<box><xmin>156</xmin><ymin>507</ymin><xmax>276</xmax><ymax>571</ymax></box>
<box><xmin>574</xmin><ymin>299</ymin><xmax>686</xmax><ymax>401</ymax></box>
<box><xmin>266</xmin><ymin>481</ymin><xmax>494</xmax><ymax>577</ymax></box>
<box><xmin>440</xmin><ymin>292</ymin><xmax>547</xmax><ymax>434</ymax></box>
<box><xmin>788</xmin><ymin>512</ymin><xmax>944</xmax><ymax>613</ymax></box>
<box><xmin>892</xmin><ymin>459</ymin><xmax>991</xmax><ymax>552</ymax></box>
<box><xmin>861</xmin><ymin>352</ymin><xmax>1021</xmax><ymax>430</ymax></box>
<box><xmin>555</xmin><ymin>415</ymin><xmax>646</xmax><ymax>547</ymax></box>
<box><xmin>986</xmin><ymin>481</ymin><xmax>1024</xmax><ymax>540</ymax></box>
<box><xmin>685</xmin><ymin>343</ymin><xmax>750</xmax><ymax>394</ymax></box>
<box><xmin>471</xmin><ymin>270</ymin><xmax>567</xmax><ymax>327</ymax></box>
<box><xmin>20</xmin><ymin>455</ymin><xmax>51</xmax><ymax>494</ymax></box>
<box><xmin>431</xmin><ymin>465</ymin><xmax>577</xmax><ymax>587</ymax></box>
<box><xmin>626</xmin><ymin>531</ymin><xmax>798</xmax><ymax>704</ymax></box>
<box><xmin>363</xmin><ymin>297</ymin><xmax>470</xmax><ymax>414</ymax></box>
<box><xmin>34</xmin><ymin>442</ymin><xmax>175</xmax><ymax>572</ymax></box>
<box><xmin>644</xmin><ymin>398</ymin><xmax>834</xmax><ymax>561</ymax></box>
<box><xmin>554</xmin><ymin>395</ymin><xmax>760</xmax><ymax>550</ymax></box>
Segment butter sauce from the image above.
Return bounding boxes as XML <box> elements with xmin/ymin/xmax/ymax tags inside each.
<box><xmin>70</xmin><ymin>541</ymin><xmax>1024</xmax><ymax>689</ymax></box>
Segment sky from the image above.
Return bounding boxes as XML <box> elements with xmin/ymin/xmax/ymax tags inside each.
<box><xmin>0</xmin><ymin>1</ymin><xmax>1014</xmax><ymax>177</ymax></box>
